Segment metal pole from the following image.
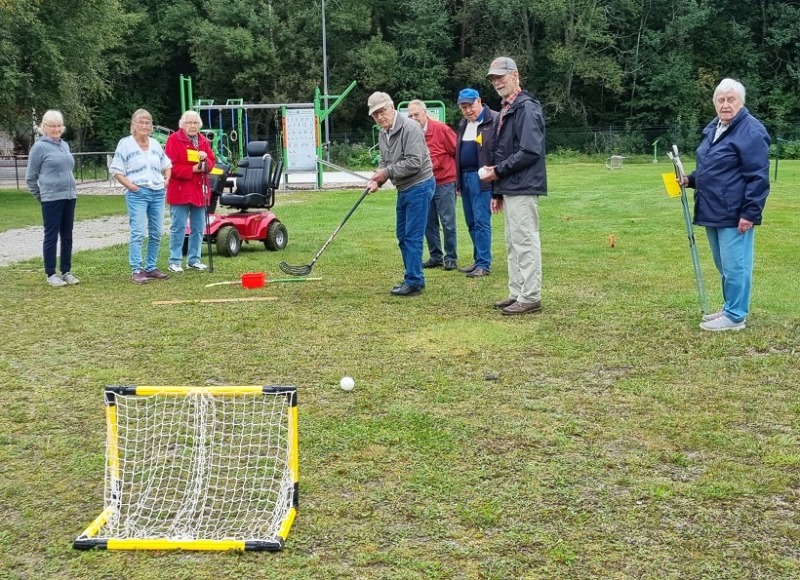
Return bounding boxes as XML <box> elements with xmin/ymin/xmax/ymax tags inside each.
<box><xmin>322</xmin><ymin>0</ymin><xmax>330</xmax><ymax>161</ymax></box>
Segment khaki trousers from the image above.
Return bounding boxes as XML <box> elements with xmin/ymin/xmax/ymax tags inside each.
<box><xmin>503</xmin><ymin>195</ymin><xmax>542</xmax><ymax>304</ymax></box>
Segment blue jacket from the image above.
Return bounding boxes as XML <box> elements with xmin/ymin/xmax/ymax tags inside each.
<box><xmin>455</xmin><ymin>104</ymin><xmax>498</xmax><ymax>193</ymax></box>
<box><xmin>491</xmin><ymin>91</ymin><xmax>547</xmax><ymax>198</ymax></box>
<box><xmin>688</xmin><ymin>106</ymin><xmax>770</xmax><ymax>227</ymax></box>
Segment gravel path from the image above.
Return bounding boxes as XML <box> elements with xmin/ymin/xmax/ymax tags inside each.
<box><xmin>0</xmin><ymin>173</ymin><xmax>375</xmax><ymax>267</ymax></box>
<box><xmin>0</xmin><ymin>215</ymin><xmax>131</xmax><ymax>267</ymax></box>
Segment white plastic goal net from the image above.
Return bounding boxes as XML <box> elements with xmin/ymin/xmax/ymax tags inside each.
<box><xmin>75</xmin><ymin>386</ymin><xmax>298</xmax><ymax>551</ymax></box>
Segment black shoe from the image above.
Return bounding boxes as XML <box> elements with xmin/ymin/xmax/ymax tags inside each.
<box><xmin>394</xmin><ymin>281</ymin><xmax>424</xmax><ymax>291</ymax></box>
<box><xmin>458</xmin><ymin>263</ymin><xmax>477</xmax><ymax>273</ymax></box>
<box><xmin>444</xmin><ymin>260</ymin><xmax>457</xmax><ymax>271</ymax></box>
<box><xmin>466</xmin><ymin>267</ymin><xmax>490</xmax><ymax>278</ymax></box>
<box><xmin>423</xmin><ymin>259</ymin><xmax>444</xmax><ymax>269</ymax></box>
<box><xmin>390</xmin><ymin>283</ymin><xmax>422</xmax><ymax>296</ymax></box>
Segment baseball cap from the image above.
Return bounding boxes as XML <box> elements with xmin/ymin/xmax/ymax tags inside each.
<box><xmin>486</xmin><ymin>56</ymin><xmax>518</xmax><ymax>76</ymax></box>
<box><xmin>457</xmin><ymin>88</ymin><xmax>480</xmax><ymax>105</ymax></box>
<box><xmin>368</xmin><ymin>92</ymin><xmax>393</xmax><ymax>115</ymax></box>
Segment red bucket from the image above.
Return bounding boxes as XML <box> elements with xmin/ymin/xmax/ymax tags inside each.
<box><xmin>240</xmin><ymin>272</ymin><xmax>265</xmax><ymax>289</ymax></box>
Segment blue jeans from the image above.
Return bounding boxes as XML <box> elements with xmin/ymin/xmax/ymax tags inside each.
<box><xmin>460</xmin><ymin>171</ymin><xmax>492</xmax><ymax>270</ymax></box>
<box><xmin>41</xmin><ymin>198</ymin><xmax>76</xmax><ymax>276</ymax></box>
<box><xmin>425</xmin><ymin>181</ymin><xmax>457</xmax><ymax>263</ymax></box>
<box><xmin>396</xmin><ymin>177</ymin><xmax>435</xmax><ymax>288</ymax></box>
<box><xmin>126</xmin><ymin>187</ymin><xmax>166</xmax><ymax>273</ymax></box>
<box><xmin>169</xmin><ymin>204</ymin><xmax>206</xmax><ymax>266</ymax></box>
<box><xmin>705</xmin><ymin>226</ymin><xmax>754</xmax><ymax>323</ymax></box>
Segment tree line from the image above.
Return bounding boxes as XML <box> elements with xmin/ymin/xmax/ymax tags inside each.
<box><xmin>2</xmin><ymin>0</ymin><xmax>800</xmax><ymax>154</ymax></box>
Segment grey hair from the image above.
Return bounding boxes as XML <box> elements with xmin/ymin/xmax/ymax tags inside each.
<box><xmin>179</xmin><ymin>110</ymin><xmax>203</xmax><ymax>129</ymax></box>
<box><xmin>713</xmin><ymin>78</ymin><xmax>746</xmax><ymax>104</ymax></box>
<box><xmin>408</xmin><ymin>99</ymin><xmax>427</xmax><ymax>112</ymax></box>
<box><xmin>38</xmin><ymin>110</ymin><xmax>65</xmax><ymax>134</ymax></box>
<box><xmin>130</xmin><ymin>108</ymin><xmax>153</xmax><ymax>135</ymax></box>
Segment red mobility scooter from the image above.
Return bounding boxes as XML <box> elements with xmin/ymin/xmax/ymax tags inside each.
<box><xmin>200</xmin><ymin>141</ymin><xmax>288</xmax><ymax>257</ymax></box>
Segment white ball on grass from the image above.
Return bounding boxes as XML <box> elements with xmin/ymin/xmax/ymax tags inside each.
<box><xmin>340</xmin><ymin>376</ymin><xmax>355</xmax><ymax>391</ymax></box>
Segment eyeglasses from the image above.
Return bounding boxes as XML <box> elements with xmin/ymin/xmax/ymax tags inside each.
<box><xmin>371</xmin><ymin>108</ymin><xmax>392</xmax><ymax>120</ymax></box>
<box><xmin>44</xmin><ymin>123</ymin><xmax>64</xmax><ymax>128</ymax></box>
<box><xmin>407</xmin><ymin>112</ymin><xmax>422</xmax><ymax>119</ymax></box>
<box><xmin>184</xmin><ymin>121</ymin><xmax>201</xmax><ymax>125</ymax></box>
<box><xmin>135</xmin><ymin>120</ymin><xmax>153</xmax><ymax>126</ymax></box>
<box><xmin>489</xmin><ymin>72</ymin><xmax>513</xmax><ymax>84</ymax></box>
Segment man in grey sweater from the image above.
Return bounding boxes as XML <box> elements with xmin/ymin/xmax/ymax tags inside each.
<box><xmin>366</xmin><ymin>92</ymin><xmax>435</xmax><ymax>296</ymax></box>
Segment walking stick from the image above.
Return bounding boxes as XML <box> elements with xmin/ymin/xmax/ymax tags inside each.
<box><xmin>201</xmin><ymin>159</ymin><xmax>214</xmax><ymax>272</ymax></box>
<box><xmin>667</xmin><ymin>145</ymin><xmax>709</xmax><ymax>315</ymax></box>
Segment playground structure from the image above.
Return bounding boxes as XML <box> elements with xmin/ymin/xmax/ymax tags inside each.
<box><xmin>179</xmin><ymin>76</ymin><xmax>356</xmax><ymax>188</ymax></box>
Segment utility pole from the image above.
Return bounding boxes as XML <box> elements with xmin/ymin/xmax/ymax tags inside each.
<box><xmin>322</xmin><ymin>0</ymin><xmax>330</xmax><ymax>161</ymax></box>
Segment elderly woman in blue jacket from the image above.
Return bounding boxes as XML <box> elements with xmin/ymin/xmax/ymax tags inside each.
<box><xmin>684</xmin><ymin>78</ymin><xmax>770</xmax><ymax>332</ymax></box>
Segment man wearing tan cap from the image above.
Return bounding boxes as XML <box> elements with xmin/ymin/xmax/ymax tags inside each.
<box><xmin>480</xmin><ymin>57</ymin><xmax>548</xmax><ymax>315</ymax></box>
<box><xmin>366</xmin><ymin>92</ymin><xmax>435</xmax><ymax>297</ymax></box>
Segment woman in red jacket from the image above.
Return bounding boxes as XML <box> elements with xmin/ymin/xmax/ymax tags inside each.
<box><xmin>165</xmin><ymin>110</ymin><xmax>216</xmax><ymax>272</ymax></box>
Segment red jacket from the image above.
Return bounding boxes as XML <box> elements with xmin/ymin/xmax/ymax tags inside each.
<box><xmin>165</xmin><ymin>129</ymin><xmax>216</xmax><ymax>207</ymax></box>
<box><xmin>424</xmin><ymin>119</ymin><xmax>456</xmax><ymax>186</ymax></box>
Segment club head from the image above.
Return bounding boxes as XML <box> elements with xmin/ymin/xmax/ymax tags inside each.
<box><xmin>279</xmin><ymin>261</ymin><xmax>312</xmax><ymax>277</ymax></box>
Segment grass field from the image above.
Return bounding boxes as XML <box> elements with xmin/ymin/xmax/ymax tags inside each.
<box><xmin>1</xmin><ymin>161</ymin><xmax>798</xmax><ymax>579</ymax></box>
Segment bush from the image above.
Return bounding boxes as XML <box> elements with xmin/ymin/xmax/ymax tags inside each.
<box><xmin>772</xmin><ymin>139</ymin><xmax>800</xmax><ymax>159</ymax></box>
<box><xmin>329</xmin><ymin>142</ymin><xmax>377</xmax><ymax>170</ymax></box>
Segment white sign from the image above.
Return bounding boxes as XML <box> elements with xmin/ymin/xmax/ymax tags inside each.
<box><xmin>283</xmin><ymin>109</ymin><xmax>317</xmax><ymax>171</ymax></box>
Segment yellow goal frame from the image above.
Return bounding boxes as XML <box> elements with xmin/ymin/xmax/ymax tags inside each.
<box><xmin>73</xmin><ymin>385</ymin><xmax>298</xmax><ymax>551</ymax></box>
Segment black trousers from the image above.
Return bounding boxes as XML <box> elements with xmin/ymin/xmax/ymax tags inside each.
<box><xmin>41</xmin><ymin>198</ymin><xmax>76</xmax><ymax>276</ymax></box>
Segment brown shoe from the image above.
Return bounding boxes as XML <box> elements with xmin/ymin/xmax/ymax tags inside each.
<box><xmin>132</xmin><ymin>270</ymin><xmax>150</xmax><ymax>284</ymax></box>
<box><xmin>458</xmin><ymin>263</ymin><xmax>477</xmax><ymax>273</ymax></box>
<box><xmin>501</xmin><ymin>300</ymin><xmax>542</xmax><ymax>315</ymax></box>
<box><xmin>493</xmin><ymin>298</ymin><xmax>516</xmax><ymax>309</ymax></box>
<box><xmin>466</xmin><ymin>267</ymin><xmax>490</xmax><ymax>278</ymax></box>
<box><xmin>144</xmin><ymin>268</ymin><xmax>169</xmax><ymax>280</ymax></box>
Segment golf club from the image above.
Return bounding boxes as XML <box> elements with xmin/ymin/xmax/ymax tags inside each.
<box><xmin>316</xmin><ymin>157</ymin><xmax>371</xmax><ymax>183</ymax></box>
<box><xmin>667</xmin><ymin>144</ymin><xmax>709</xmax><ymax>314</ymax></box>
<box><xmin>279</xmin><ymin>185</ymin><xmax>371</xmax><ymax>276</ymax></box>
<box><xmin>205</xmin><ymin>276</ymin><xmax>323</xmax><ymax>288</ymax></box>
<box><xmin>201</xmin><ymin>158</ymin><xmax>214</xmax><ymax>272</ymax></box>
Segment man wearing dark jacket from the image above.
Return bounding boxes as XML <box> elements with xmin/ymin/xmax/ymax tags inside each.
<box><xmin>455</xmin><ymin>88</ymin><xmax>498</xmax><ymax>278</ymax></box>
<box><xmin>481</xmin><ymin>57</ymin><xmax>548</xmax><ymax>315</ymax></box>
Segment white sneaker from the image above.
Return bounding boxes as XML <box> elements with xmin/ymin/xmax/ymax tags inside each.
<box><xmin>61</xmin><ymin>272</ymin><xmax>80</xmax><ymax>285</ymax></box>
<box><xmin>702</xmin><ymin>309</ymin><xmax>724</xmax><ymax>322</ymax></box>
<box><xmin>700</xmin><ymin>315</ymin><xmax>745</xmax><ymax>332</ymax></box>
<box><xmin>188</xmin><ymin>262</ymin><xmax>208</xmax><ymax>271</ymax></box>
<box><xmin>168</xmin><ymin>263</ymin><xmax>184</xmax><ymax>273</ymax></box>
<box><xmin>47</xmin><ymin>274</ymin><xmax>67</xmax><ymax>287</ymax></box>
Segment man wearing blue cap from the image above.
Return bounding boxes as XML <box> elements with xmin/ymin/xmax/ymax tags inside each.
<box><xmin>481</xmin><ymin>56</ymin><xmax>547</xmax><ymax>315</ymax></box>
<box><xmin>454</xmin><ymin>88</ymin><xmax>498</xmax><ymax>278</ymax></box>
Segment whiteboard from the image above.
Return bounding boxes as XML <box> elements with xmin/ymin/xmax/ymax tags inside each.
<box><xmin>283</xmin><ymin>109</ymin><xmax>317</xmax><ymax>171</ymax></box>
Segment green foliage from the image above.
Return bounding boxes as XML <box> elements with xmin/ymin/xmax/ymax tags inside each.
<box><xmin>666</xmin><ymin>113</ymin><xmax>703</xmax><ymax>154</ymax></box>
<box><xmin>5</xmin><ymin>0</ymin><xmax>800</xmax><ymax>150</ymax></box>
<box><xmin>771</xmin><ymin>139</ymin><xmax>800</xmax><ymax>160</ymax></box>
<box><xmin>0</xmin><ymin>0</ymin><xmax>138</xmax><ymax>143</ymax></box>
<box><xmin>329</xmin><ymin>142</ymin><xmax>375</xmax><ymax>170</ymax></box>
